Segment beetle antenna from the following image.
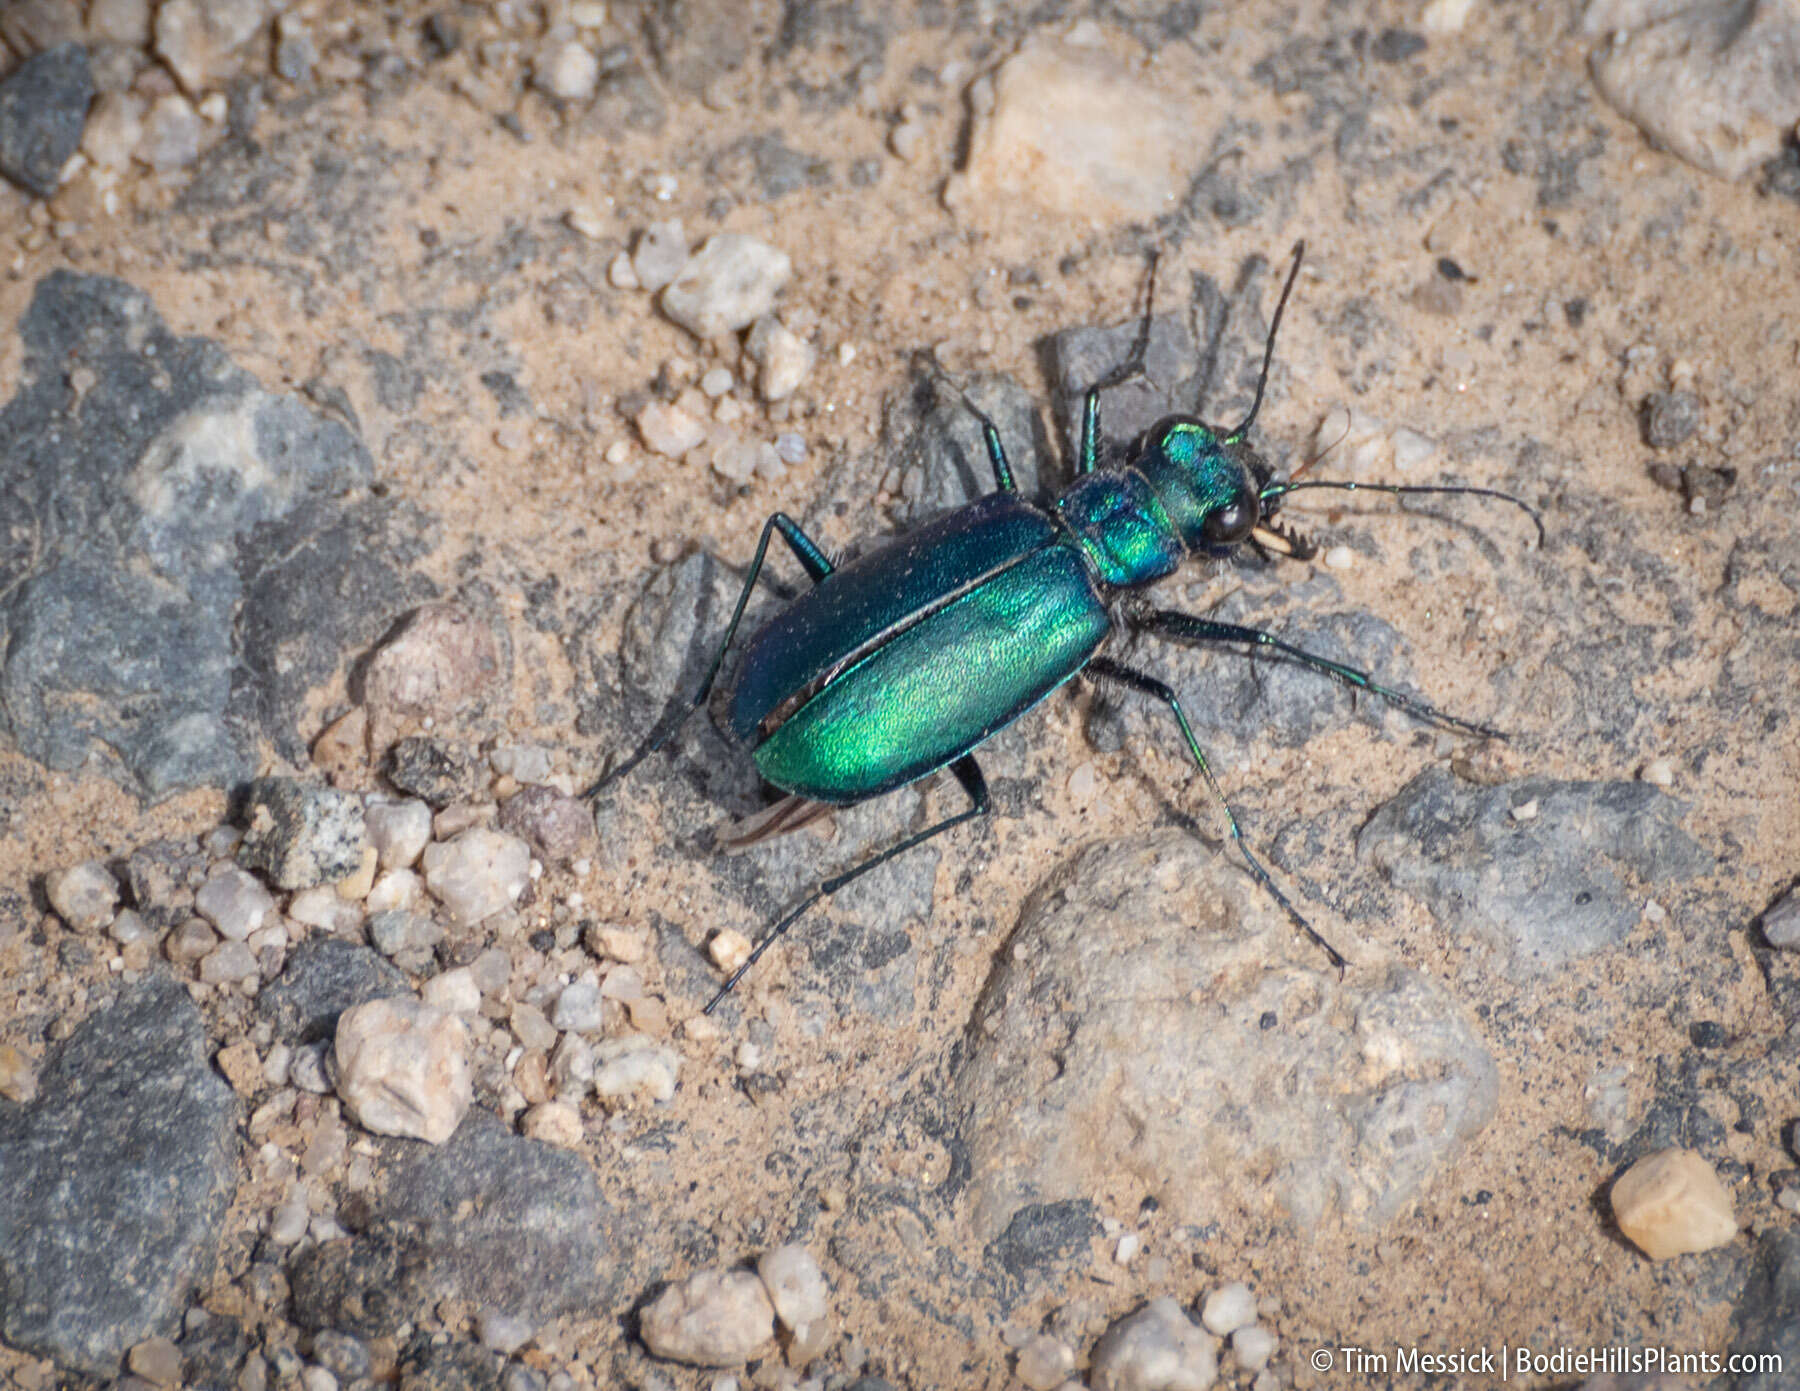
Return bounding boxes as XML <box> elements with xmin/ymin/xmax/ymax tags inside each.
<box><xmin>1258</xmin><ymin>478</ymin><xmax>1546</xmax><ymax>548</ymax></box>
<box><xmin>1223</xmin><ymin>240</ymin><xmax>1305</xmax><ymax>445</ymax></box>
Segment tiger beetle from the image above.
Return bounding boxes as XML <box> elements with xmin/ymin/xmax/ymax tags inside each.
<box><xmin>591</xmin><ymin>241</ymin><xmax>1544</xmax><ymax>1013</ymax></box>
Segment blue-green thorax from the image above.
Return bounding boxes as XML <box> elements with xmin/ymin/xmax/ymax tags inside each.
<box><xmin>1057</xmin><ymin>416</ymin><xmax>1264</xmax><ymax>590</ymax></box>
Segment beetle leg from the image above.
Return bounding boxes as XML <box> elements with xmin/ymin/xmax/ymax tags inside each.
<box><xmin>703</xmin><ymin>754</ymin><xmax>991</xmax><ymax>1013</ymax></box>
<box><xmin>1077</xmin><ymin>251</ymin><xmax>1160</xmax><ymax>475</ymax></box>
<box><xmin>1086</xmin><ymin>655</ymin><xmax>1347</xmax><ymax>972</ymax></box>
<box><xmin>1138</xmin><ymin>609</ymin><xmax>1508</xmax><ymax>740</ymax></box>
<box><xmin>585</xmin><ymin>512</ymin><xmax>834</xmax><ymax>798</ymax></box>
<box><xmin>914</xmin><ymin>350</ymin><xmax>1019</xmax><ymax>494</ymax></box>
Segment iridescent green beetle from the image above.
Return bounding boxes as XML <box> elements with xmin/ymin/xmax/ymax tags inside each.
<box><xmin>594</xmin><ymin>243</ymin><xmax>1542</xmax><ymax>1009</ymax></box>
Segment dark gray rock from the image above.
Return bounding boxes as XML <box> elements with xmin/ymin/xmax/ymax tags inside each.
<box><xmin>310</xmin><ymin>1328</ymin><xmax>372</xmax><ymax>1381</ymax></box>
<box><xmin>398</xmin><ymin>1337</ymin><xmax>504</xmax><ymax>1391</ymax></box>
<box><xmin>126</xmin><ymin>836</ymin><xmax>208</xmax><ymax>930</ymax></box>
<box><xmin>0</xmin><ymin>272</ymin><xmax>432</xmax><ymax>797</ymax></box>
<box><xmin>1640</xmin><ymin>389</ymin><xmax>1702</xmax><ymax>449</ymax></box>
<box><xmin>0</xmin><ymin>43</ymin><xmax>93</xmax><ymax>198</ymax></box>
<box><xmin>1731</xmin><ymin>1229</ymin><xmax>1800</xmax><ymax>1391</ymax></box>
<box><xmin>984</xmin><ymin>1200</ymin><xmax>1101</xmax><ymax>1293</ymax></box>
<box><xmin>0</xmin><ymin>972</ymin><xmax>240</xmax><ymax>1376</ymax></box>
<box><xmin>287</xmin><ymin>1236</ymin><xmax>405</xmax><ymax>1339</ymax></box>
<box><xmin>237</xmin><ymin>778</ymin><xmax>367</xmax><ymax>889</ymax></box>
<box><xmin>380</xmin><ymin>1109</ymin><xmax>625</xmax><ymax>1319</ymax></box>
<box><xmin>292</xmin><ymin>1111</ymin><xmax>628</xmax><ymax>1336</ymax></box>
<box><xmin>176</xmin><ymin>1310</ymin><xmax>251</xmax><ymax>1391</ymax></box>
<box><xmin>868</xmin><ymin>371</ymin><xmax>1053</xmax><ymax>523</ymax></box>
<box><xmin>1357</xmin><ymin>769</ymin><xmax>1715</xmax><ymax>970</ymax></box>
<box><xmin>385</xmin><ymin>736</ymin><xmax>481</xmax><ymax>808</ymax></box>
<box><xmin>256</xmin><ymin>937</ymin><xmax>408</xmax><ymax>1045</ymax></box>
<box><xmin>1046</xmin><ymin>309</ymin><xmax>1205</xmax><ymax>470</ymax></box>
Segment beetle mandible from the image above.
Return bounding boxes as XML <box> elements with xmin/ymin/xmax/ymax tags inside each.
<box><xmin>592</xmin><ymin>242</ymin><xmax>1543</xmax><ymax>1012</ymax></box>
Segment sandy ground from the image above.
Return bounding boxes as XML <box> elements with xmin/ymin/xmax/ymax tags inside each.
<box><xmin>2</xmin><ymin>0</ymin><xmax>1798</xmax><ymax>1387</ymax></box>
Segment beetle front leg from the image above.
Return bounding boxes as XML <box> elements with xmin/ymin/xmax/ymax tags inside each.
<box><xmin>1139</xmin><ymin>608</ymin><xmax>1507</xmax><ymax>740</ymax></box>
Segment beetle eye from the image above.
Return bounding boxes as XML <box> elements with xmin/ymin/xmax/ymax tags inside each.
<box><xmin>1202</xmin><ymin>497</ymin><xmax>1257</xmax><ymax>545</ymax></box>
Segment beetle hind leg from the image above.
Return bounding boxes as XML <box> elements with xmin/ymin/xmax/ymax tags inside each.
<box><xmin>1086</xmin><ymin>655</ymin><xmax>1347</xmax><ymax>972</ymax></box>
<box><xmin>704</xmin><ymin>754</ymin><xmax>991</xmax><ymax>1013</ymax></box>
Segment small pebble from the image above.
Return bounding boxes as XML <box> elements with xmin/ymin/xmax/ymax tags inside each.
<box><xmin>755</xmin><ymin>1244</ymin><xmax>829</xmax><ymax>1329</ymax></box>
<box><xmin>1089</xmin><ymin>1297</ymin><xmax>1217</xmax><ymax>1391</ymax></box>
<box><xmin>81</xmin><ymin>91</ymin><xmax>144</xmax><ymax>170</ymax></box>
<box><xmin>299</xmin><ymin>1366</ymin><xmax>337</xmax><ymax>1391</ymax></box>
<box><xmin>142</xmin><ymin>92</ymin><xmax>201</xmax><ymax>170</ymax></box>
<box><xmin>365</xmin><ymin>868</ymin><xmax>423</xmax><ymax>914</ymax></box>
<box><xmin>1232</xmin><ymin>1325</ymin><xmax>1276</xmax><ymax>1373</ymax></box>
<box><xmin>198</xmin><ymin>940</ymin><xmax>259</xmax><ymax>984</ymax></box>
<box><xmin>421</xmin><ymin>827</ymin><xmax>532</xmax><ymax>925</ymax></box>
<box><xmin>310</xmin><ymin>1331</ymin><xmax>370</xmax><ymax>1383</ymax></box>
<box><xmin>1390</xmin><ymin>426</ymin><xmax>1438</xmax><ymax>473</ymax></box>
<box><xmin>287</xmin><ymin>886</ymin><xmax>362</xmax><ymax>936</ymax></box>
<box><xmin>238</xmin><ymin>778</ymin><xmax>369</xmax><ymax>891</ymax></box>
<box><xmin>1323</xmin><ymin>545</ymin><xmax>1356</xmax><ymax>570</ymax></box>
<box><xmin>1763</xmin><ymin>887</ymin><xmax>1800</xmax><ymax>950</ymax></box>
<box><xmin>640</xmin><ymin>1268</ymin><xmax>775</xmax><ymax>1367</ymax></box>
<box><xmin>166</xmin><ymin>918</ymin><xmax>219</xmax><ymax>966</ymax></box>
<box><xmin>1644</xmin><ymin>899</ymin><xmax>1668</xmax><ymax>924</ymax></box>
<box><xmin>535</xmin><ymin>38</ymin><xmax>598</xmax><ymax>101</ymax></box>
<box><xmin>1200</xmin><ymin>1282</ymin><xmax>1256</xmax><ymax>1336</ymax></box>
<box><xmin>478</xmin><ymin>1307</ymin><xmax>536</xmax><ymax>1355</ymax></box>
<box><xmin>552</xmin><ymin>978</ymin><xmax>606</xmax><ymax>1033</ymax></box>
<box><xmin>637</xmin><ymin>400</ymin><xmax>708</xmax><ymax>459</ymax></box>
<box><xmin>497</xmin><ymin>785</ymin><xmax>596</xmax><ymax>866</ymax></box>
<box><xmin>709</xmin><ymin>929</ymin><xmax>752</xmax><ymax>973</ymax></box>
<box><xmin>289</xmin><ymin>1041</ymin><xmax>331</xmax><ymax>1094</ymax></box>
<box><xmin>195</xmin><ymin>864</ymin><xmax>276</xmax><ymax>941</ymax></box>
<box><xmin>592</xmin><ymin>1035</ymin><xmax>681</xmax><ymax>1104</ymax></box>
<box><xmin>599</xmin><ymin>964</ymin><xmax>644</xmax><ymax>1000</ymax></box>
<box><xmin>633</xmin><ymin>218</ymin><xmax>689</xmax><ymax>292</ymax></box>
<box><xmin>270</xmin><ymin>1197</ymin><xmax>311</xmax><ymax>1245</ymax></box>
<box><xmin>334</xmin><ymin>998</ymin><xmax>471</xmax><ymax>1143</ymax></box>
<box><xmin>127</xmin><ymin>1336</ymin><xmax>183</xmax><ymax>1386</ymax></box>
<box><xmin>1611</xmin><ymin>1148</ymin><xmax>1738</xmax><ymax>1260</ymax></box>
<box><xmin>1640</xmin><ymin>757</ymin><xmax>1675</xmax><ymax>788</ymax></box>
<box><xmin>47</xmin><ymin>860</ymin><xmax>120</xmax><ymax>932</ymax></box>
<box><xmin>588</xmin><ymin>923</ymin><xmax>648</xmax><ymax>962</ymax></box>
<box><xmin>774</xmin><ymin>432</ymin><xmax>807</xmax><ymax>465</ymax></box>
<box><xmin>0</xmin><ymin>1044</ymin><xmax>39</xmax><ymax>1103</ymax></box>
<box><xmin>1015</xmin><ymin>1333</ymin><xmax>1076</xmax><ymax>1391</ymax></box>
<box><xmin>607</xmin><ymin>252</ymin><xmax>640</xmax><ymax>289</ymax></box>
<box><xmin>552</xmin><ymin>1033</ymin><xmax>596</xmax><ymax>1094</ymax></box>
<box><xmin>520</xmin><ymin>1100</ymin><xmax>584</xmax><ymax>1149</ymax></box>
<box><xmin>1114</xmin><ymin>1232</ymin><xmax>1139</xmax><ymax>1264</ymax></box>
<box><xmin>511</xmin><ymin>1001</ymin><xmax>558</xmax><ymax>1053</ymax></box>
<box><xmin>661</xmin><ymin>234</ymin><xmax>792</xmax><ymax>339</ymax></box>
<box><xmin>1642</xmin><ymin>389</ymin><xmax>1701</xmax><ymax>450</ymax></box>
<box><xmin>421</xmin><ymin>965</ymin><xmax>482</xmax><ymax>1014</ymax></box>
<box><xmin>1509</xmin><ymin>798</ymin><xmax>1539</xmax><ymax>823</ymax></box>
<box><xmin>365</xmin><ymin>797</ymin><xmax>434</xmax><ymax>870</ymax></box>
<box><xmin>1422</xmin><ymin>0</ymin><xmax>1475</xmax><ymax>33</ymax></box>
<box><xmin>746</xmin><ymin>316</ymin><xmax>815</xmax><ymax>402</ymax></box>
<box><xmin>364</xmin><ymin>603</ymin><xmax>500</xmax><ymax>736</ymax></box>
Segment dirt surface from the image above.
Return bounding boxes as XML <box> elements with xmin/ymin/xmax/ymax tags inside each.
<box><xmin>2</xmin><ymin>1</ymin><xmax>1798</xmax><ymax>1388</ymax></box>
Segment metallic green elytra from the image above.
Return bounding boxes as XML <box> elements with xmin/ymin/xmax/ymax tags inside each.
<box><xmin>591</xmin><ymin>242</ymin><xmax>1545</xmax><ymax>1012</ymax></box>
